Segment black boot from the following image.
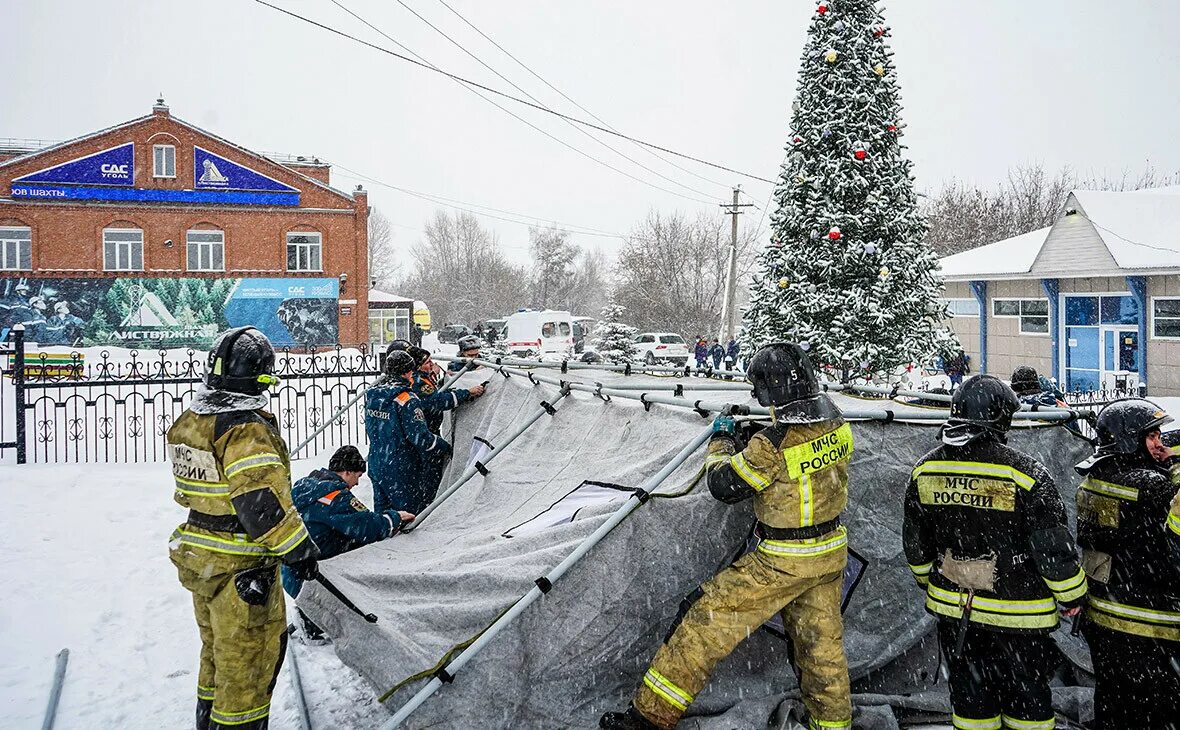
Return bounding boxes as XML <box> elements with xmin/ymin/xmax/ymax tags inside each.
<box><xmin>296</xmin><ymin>608</ymin><xmax>328</xmax><ymax>644</ymax></box>
<box><xmin>196</xmin><ymin>698</ymin><xmax>212</xmax><ymax>730</ymax></box>
<box><xmin>599</xmin><ymin>705</ymin><xmax>659</xmax><ymax>730</ymax></box>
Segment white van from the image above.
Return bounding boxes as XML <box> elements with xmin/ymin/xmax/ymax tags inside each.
<box><xmin>505</xmin><ymin>309</ymin><xmax>575</xmax><ymax>359</ymax></box>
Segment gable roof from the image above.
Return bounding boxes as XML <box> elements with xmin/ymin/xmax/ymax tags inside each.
<box><xmin>1070</xmin><ymin>188</ymin><xmax>1180</xmax><ymax>269</ymax></box>
<box><xmin>939</xmin><ymin>187</ymin><xmax>1180</xmax><ymax>280</ymax></box>
<box><xmin>0</xmin><ymin>109</ymin><xmax>356</xmax><ymax>204</ymax></box>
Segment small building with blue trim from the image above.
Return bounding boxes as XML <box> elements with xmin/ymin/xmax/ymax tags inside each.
<box><xmin>938</xmin><ymin>187</ymin><xmax>1180</xmax><ymax>397</ymax></box>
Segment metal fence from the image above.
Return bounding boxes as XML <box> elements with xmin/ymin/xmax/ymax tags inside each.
<box><xmin>0</xmin><ymin>331</ymin><xmax>380</xmax><ymax>464</ymax></box>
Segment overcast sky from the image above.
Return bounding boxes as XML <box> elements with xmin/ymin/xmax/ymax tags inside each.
<box><xmin>3</xmin><ymin>0</ymin><xmax>1179</xmax><ymax>266</ymax></box>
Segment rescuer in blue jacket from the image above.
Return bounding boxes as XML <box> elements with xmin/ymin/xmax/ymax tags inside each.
<box><xmin>365</xmin><ymin>350</ymin><xmax>453</xmax><ymax>515</ymax></box>
<box><xmin>281</xmin><ymin>445</ymin><xmax>415</xmax><ymax>599</ymax></box>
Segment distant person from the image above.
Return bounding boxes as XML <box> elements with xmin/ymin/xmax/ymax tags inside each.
<box><xmin>1010</xmin><ymin>366</ymin><xmax>1058</xmax><ymax>408</ymax></box>
<box><xmin>943</xmin><ymin>349</ymin><xmax>970</xmax><ymax>389</ymax></box>
<box><xmin>450</xmin><ymin>335</ymin><xmax>483</xmax><ymax>372</ymax></box>
<box><xmin>709</xmin><ymin>338</ymin><xmax>724</xmax><ymax>369</ymax></box>
<box><xmin>693</xmin><ymin>336</ymin><xmax>708</xmax><ymax>372</ymax></box>
<box><xmin>724</xmin><ymin>338</ymin><xmax>740</xmax><ymax>371</ymax></box>
<box><xmin>410</xmin><ymin>322</ymin><xmax>424</xmax><ymax>347</ymax></box>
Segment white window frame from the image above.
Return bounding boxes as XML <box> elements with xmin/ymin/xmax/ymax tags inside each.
<box><xmin>103</xmin><ymin>227</ymin><xmax>144</xmax><ymax>272</ymax></box>
<box><xmin>286</xmin><ymin>231</ymin><xmax>322</xmax><ymax>272</ymax></box>
<box><xmin>940</xmin><ymin>298</ymin><xmax>980</xmax><ymax>317</ymax></box>
<box><xmin>186</xmin><ymin>229</ymin><xmax>225</xmax><ymax>272</ymax></box>
<box><xmin>993</xmin><ymin>297</ymin><xmax>1049</xmax><ymax>336</ymax></box>
<box><xmin>1150</xmin><ymin>296</ymin><xmax>1180</xmax><ymax>341</ymax></box>
<box><xmin>153</xmin><ymin>144</ymin><xmax>176</xmax><ymax>178</ymax></box>
<box><xmin>0</xmin><ymin>226</ymin><xmax>32</xmax><ymax>271</ymax></box>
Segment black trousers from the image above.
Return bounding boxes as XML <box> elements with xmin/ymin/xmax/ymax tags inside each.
<box><xmin>1084</xmin><ymin>621</ymin><xmax>1180</xmax><ymax>730</ymax></box>
<box><xmin>938</xmin><ymin>621</ymin><xmax>1059</xmax><ymax>727</ymax></box>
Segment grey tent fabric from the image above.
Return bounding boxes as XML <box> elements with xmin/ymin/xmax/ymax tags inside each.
<box><xmin>297</xmin><ymin>369</ymin><xmax>1096</xmax><ymax>729</ymax></box>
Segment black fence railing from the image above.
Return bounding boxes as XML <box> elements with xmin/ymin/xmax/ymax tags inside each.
<box><xmin>0</xmin><ymin>333</ymin><xmax>381</xmax><ymax>464</ymax></box>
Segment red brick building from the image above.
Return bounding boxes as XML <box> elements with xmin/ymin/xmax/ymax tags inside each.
<box><xmin>0</xmin><ymin>100</ymin><xmax>369</xmax><ymax>349</ymax></box>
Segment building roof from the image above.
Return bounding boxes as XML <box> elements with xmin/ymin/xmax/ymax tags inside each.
<box><xmin>938</xmin><ymin>226</ymin><xmax>1051</xmax><ymax>278</ymax></box>
<box><xmin>1070</xmin><ymin>188</ymin><xmax>1180</xmax><ymax>269</ymax></box>
<box><xmin>368</xmin><ymin>289</ymin><xmax>413</xmax><ymax>304</ymax></box>
<box><xmin>938</xmin><ymin>186</ymin><xmax>1180</xmax><ymax>280</ymax></box>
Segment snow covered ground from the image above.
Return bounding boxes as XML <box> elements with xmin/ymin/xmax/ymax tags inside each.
<box><xmin>0</xmin><ymin>457</ymin><xmax>389</xmax><ymax>730</ymax></box>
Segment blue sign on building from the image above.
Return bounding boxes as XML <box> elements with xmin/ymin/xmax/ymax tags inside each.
<box><xmin>194</xmin><ymin>147</ymin><xmax>298</xmax><ymax>193</ymax></box>
<box><xmin>14</xmin><ymin>144</ymin><xmax>135</xmax><ymax>187</ymax></box>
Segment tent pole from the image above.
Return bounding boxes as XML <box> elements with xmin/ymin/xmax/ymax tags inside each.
<box><xmin>381</xmin><ymin>427</ymin><xmax>713</xmax><ymax>729</ymax></box>
<box><xmin>405</xmin><ymin>387</ymin><xmax>571</xmax><ymax>532</ymax></box>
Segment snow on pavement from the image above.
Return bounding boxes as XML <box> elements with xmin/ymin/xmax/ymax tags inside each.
<box><xmin>0</xmin><ymin>459</ymin><xmax>389</xmax><ymax>729</ymax></box>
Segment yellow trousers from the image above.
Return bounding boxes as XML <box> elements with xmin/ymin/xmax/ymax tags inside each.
<box><xmin>173</xmin><ymin>545</ymin><xmax>287</xmax><ymax>729</ymax></box>
<box><xmin>634</xmin><ymin>547</ymin><xmax>852</xmax><ymax>729</ymax></box>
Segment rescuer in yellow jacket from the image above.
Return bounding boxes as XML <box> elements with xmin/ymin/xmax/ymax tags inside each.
<box><xmin>601</xmin><ymin>342</ymin><xmax>853</xmax><ymax>730</ymax></box>
<box><xmin>168</xmin><ymin>327</ymin><xmax>319</xmax><ymax>730</ymax></box>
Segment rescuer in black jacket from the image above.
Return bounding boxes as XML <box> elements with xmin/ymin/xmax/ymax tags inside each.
<box><xmin>903</xmin><ymin>375</ymin><xmax>1086</xmax><ymax>730</ymax></box>
<box><xmin>1074</xmin><ymin>398</ymin><xmax>1180</xmax><ymax>730</ymax></box>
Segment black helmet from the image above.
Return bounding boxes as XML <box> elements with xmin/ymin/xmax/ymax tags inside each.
<box><xmin>408</xmin><ymin>346</ymin><xmax>431</xmax><ymax>368</ymax></box>
<box><xmin>457</xmin><ymin>335</ymin><xmax>482</xmax><ymax>353</ymax></box>
<box><xmin>328</xmin><ymin>445</ymin><xmax>367</xmax><ymax>474</ymax></box>
<box><xmin>947</xmin><ymin>374</ymin><xmax>1020</xmax><ymax>435</ymax></box>
<box><xmin>1077</xmin><ymin>398</ymin><xmax>1173</xmax><ymax>472</ymax></box>
<box><xmin>747</xmin><ymin>342</ymin><xmax>820</xmax><ymax>407</ymax></box>
<box><xmin>384</xmin><ymin>350</ymin><xmax>416</xmax><ymax>378</ymax></box>
<box><xmin>384</xmin><ymin>339</ymin><xmax>413</xmax><ymax>356</ymax></box>
<box><xmin>205</xmin><ymin>327</ymin><xmax>277</xmax><ymax>395</ymax></box>
<box><xmin>1010</xmin><ymin>366</ymin><xmax>1041</xmax><ymax>396</ymax></box>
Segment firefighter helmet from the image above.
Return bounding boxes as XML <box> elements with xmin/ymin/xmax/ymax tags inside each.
<box><xmin>205</xmin><ymin>327</ymin><xmax>278</xmax><ymax>395</ymax></box>
<box><xmin>948</xmin><ymin>374</ymin><xmax>1021</xmax><ymax>435</ymax></box>
<box><xmin>746</xmin><ymin>342</ymin><xmax>821</xmax><ymax>407</ymax></box>
<box><xmin>328</xmin><ymin>445</ymin><xmax>367</xmax><ymax>474</ymax></box>
<box><xmin>1091</xmin><ymin>399</ymin><xmax>1172</xmax><ymax>457</ymax></box>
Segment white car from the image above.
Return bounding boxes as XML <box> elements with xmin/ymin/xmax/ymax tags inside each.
<box><xmin>633</xmin><ymin>332</ymin><xmax>690</xmax><ymax>366</ymax></box>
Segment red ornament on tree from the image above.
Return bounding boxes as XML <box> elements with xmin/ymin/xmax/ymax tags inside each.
<box><xmin>854</xmin><ymin>149</ymin><xmax>867</xmax><ymax>161</ymax></box>
<box><xmin>817</xmin><ymin>3</ymin><xmax>829</xmax><ymax>14</ymax></box>
<box><xmin>874</xmin><ymin>26</ymin><xmax>885</xmax><ymax>37</ymax></box>
<box><xmin>828</xmin><ymin>226</ymin><xmax>842</xmax><ymax>240</ymax></box>
<box><xmin>887</xmin><ymin>124</ymin><xmax>898</xmax><ymax>133</ymax></box>
<box><xmin>793</xmin><ymin>136</ymin><xmax>804</xmax><ymax>144</ymax></box>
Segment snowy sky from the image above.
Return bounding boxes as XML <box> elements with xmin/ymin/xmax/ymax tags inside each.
<box><xmin>3</xmin><ymin>0</ymin><xmax>1179</xmax><ymax>266</ymax></box>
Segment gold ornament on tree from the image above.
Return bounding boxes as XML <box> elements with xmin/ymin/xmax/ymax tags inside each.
<box><xmin>873</xmin><ymin>63</ymin><xmax>885</xmax><ymax>77</ymax></box>
<box><xmin>778</xmin><ymin>277</ymin><xmax>791</xmax><ymax>289</ymax></box>
<box><xmin>825</xmin><ymin>49</ymin><xmax>839</xmax><ymax>64</ymax></box>
<box><xmin>878</xmin><ymin>266</ymin><xmax>891</xmax><ymax>279</ymax></box>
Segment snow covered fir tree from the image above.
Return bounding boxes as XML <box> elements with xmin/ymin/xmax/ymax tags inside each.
<box><xmin>591</xmin><ymin>302</ymin><xmax>639</xmax><ymax>364</ymax></box>
<box><xmin>742</xmin><ymin>0</ymin><xmax>956</xmax><ymax>381</ymax></box>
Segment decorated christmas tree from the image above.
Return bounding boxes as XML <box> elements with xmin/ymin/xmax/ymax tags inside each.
<box><xmin>591</xmin><ymin>302</ymin><xmax>639</xmax><ymax>364</ymax></box>
<box><xmin>741</xmin><ymin>0</ymin><xmax>955</xmax><ymax>381</ymax></box>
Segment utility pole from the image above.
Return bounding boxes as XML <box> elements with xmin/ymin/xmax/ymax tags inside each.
<box><xmin>718</xmin><ymin>187</ymin><xmax>752</xmax><ymax>343</ymax></box>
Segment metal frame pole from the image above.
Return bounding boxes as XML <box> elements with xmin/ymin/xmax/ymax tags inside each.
<box><xmin>405</xmin><ymin>388</ymin><xmax>571</xmax><ymax>531</ymax></box>
<box><xmin>382</xmin><ymin>428</ymin><xmax>713</xmax><ymax>729</ymax></box>
<box><xmin>40</xmin><ymin>648</ymin><xmax>69</xmax><ymax>730</ymax></box>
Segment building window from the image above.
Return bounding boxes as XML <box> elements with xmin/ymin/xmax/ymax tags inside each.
<box><xmin>153</xmin><ymin>145</ymin><xmax>176</xmax><ymax>178</ymax></box>
<box><xmin>993</xmin><ymin>298</ymin><xmax>1048</xmax><ymax>334</ymax></box>
<box><xmin>187</xmin><ymin>229</ymin><xmax>225</xmax><ymax>271</ymax></box>
<box><xmin>103</xmin><ymin>228</ymin><xmax>144</xmax><ymax>271</ymax></box>
<box><xmin>0</xmin><ymin>227</ymin><xmax>32</xmax><ymax>270</ymax></box>
<box><xmin>286</xmin><ymin>232</ymin><xmax>322</xmax><ymax>272</ymax></box>
<box><xmin>940</xmin><ymin>298</ymin><xmax>980</xmax><ymax>317</ymax></box>
<box><xmin>369</xmin><ymin>308</ymin><xmax>412</xmax><ymax>346</ymax></box>
<box><xmin>1153</xmin><ymin>297</ymin><xmax>1180</xmax><ymax>339</ymax></box>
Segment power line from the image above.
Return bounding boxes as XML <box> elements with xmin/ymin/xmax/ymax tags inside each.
<box><xmin>389</xmin><ymin>0</ymin><xmax>717</xmax><ymax>203</ymax></box>
<box><xmin>1080</xmin><ymin>213</ymin><xmax>1180</xmax><ymax>257</ymax></box>
<box><xmin>333</xmin><ymin>165</ymin><xmax>627</xmax><ymax>239</ymax></box>
<box><xmin>251</xmin><ymin>0</ymin><xmax>776</xmax><ymax>184</ymax></box>
<box><xmin>328</xmin><ymin>0</ymin><xmax>711</xmax><ymax>205</ymax></box>
<box><xmin>432</xmin><ymin>0</ymin><xmax>733</xmax><ymax>193</ymax></box>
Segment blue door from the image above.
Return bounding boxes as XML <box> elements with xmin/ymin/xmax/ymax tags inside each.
<box><xmin>1064</xmin><ymin>294</ymin><xmax>1141</xmax><ymax>393</ymax></box>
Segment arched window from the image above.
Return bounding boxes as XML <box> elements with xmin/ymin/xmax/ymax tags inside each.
<box><xmin>103</xmin><ymin>224</ymin><xmax>144</xmax><ymax>271</ymax></box>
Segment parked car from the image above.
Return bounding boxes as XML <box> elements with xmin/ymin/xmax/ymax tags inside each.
<box><xmin>504</xmin><ymin>309</ymin><xmax>575</xmax><ymax>359</ymax></box>
<box><xmin>632</xmin><ymin>332</ymin><xmax>690</xmax><ymax>365</ymax></box>
<box><xmin>438</xmin><ymin>324</ymin><xmax>471</xmax><ymax>344</ymax></box>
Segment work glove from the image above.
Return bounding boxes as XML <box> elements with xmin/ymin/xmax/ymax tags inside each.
<box><xmin>287</xmin><ymin>557</ymin><xmax>319</xmax><ymax>582</ymax></box>
<box><xmin>712</xmin><ymin>415</ymin><xmax>736</xmax><ymax>435</ymax></box>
